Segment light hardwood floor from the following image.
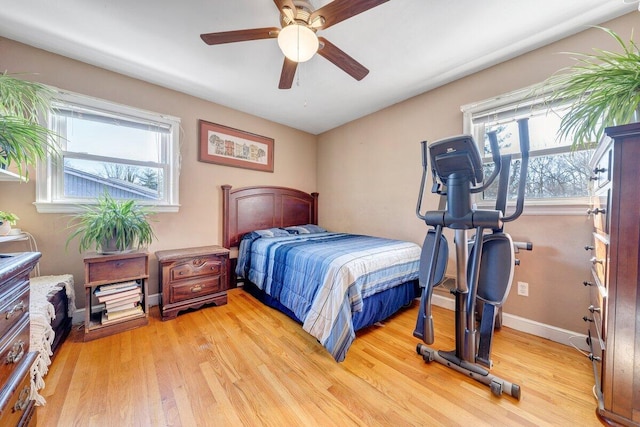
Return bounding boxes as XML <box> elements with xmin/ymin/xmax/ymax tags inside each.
<box><xmin>36</xmin><ymin>288</ymin><xmax>602</xmax><ymax>426</ymax></box>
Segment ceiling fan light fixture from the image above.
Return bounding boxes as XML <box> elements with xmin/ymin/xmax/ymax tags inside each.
<box><xmin>277</xmin><ymin>24</ymin><xmax>318</xmax><ymax>63</ymax></box>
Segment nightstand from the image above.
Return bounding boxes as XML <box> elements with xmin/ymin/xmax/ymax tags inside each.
<box><xmin>83</xmin><ymin>251</ymin><xmax>149</xmax><ymax>342</ymax></box>
<box><xmin>155</xmin><ymin>245</ymin><xmax>229</xmax><ymax>320</ymax></box>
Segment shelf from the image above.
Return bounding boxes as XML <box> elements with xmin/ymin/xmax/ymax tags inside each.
<box><xmin>0</xmin><ymin>233</ymin><xmax>28</xmax><ymax>243</ymax></box>
<box><xmin>0</xmin><ymin>169</ymin><xmax>26</xmax><ymax>182</ymax></box>
<box><xmin>83</xmin><ymin>251</ymin><xmax>149</xmax><ymax>341</ymax></box>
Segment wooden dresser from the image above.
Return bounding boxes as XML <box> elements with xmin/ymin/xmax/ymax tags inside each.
<box><xmin>586</xmin><ymin>122</ymin><xmax>640</xmax><ymax>426</ymax></box>
<box><xmin>155</xmin><ymin>246</ymin><xmax>229</xmax><ymax>320</ymax></box>
<box><xmin>0</xmin><ymin>252</ymin><xmax>41</xmax><ymax>426</ymax></box>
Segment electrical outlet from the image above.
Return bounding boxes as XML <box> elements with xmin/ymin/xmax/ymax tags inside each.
<box><xmin>517</xmin><ymin>281</ymin><xmax>529</xmax><ymax>296</ymax></box>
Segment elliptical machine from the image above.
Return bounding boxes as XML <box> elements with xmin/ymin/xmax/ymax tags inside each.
<box><xmin>413</xmin><ymin>118</ymin><xmax>531</xmax><ymax>399</ymax></box>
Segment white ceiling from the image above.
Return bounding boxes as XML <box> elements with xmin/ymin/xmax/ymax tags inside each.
<box><xmin>0</xmin><ymin>1</ymin><xmax>636</xmax><ymax>134</ymax></box>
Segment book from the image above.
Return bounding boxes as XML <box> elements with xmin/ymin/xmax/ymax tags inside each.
<box><xmin>96</xmin><ymin>287</ymin><xmax>141</xmax><ymax>303</ymax></box>
<box><xmin>103</xmin><ymin>292</ymin><xmax>142</xmax><ymax>307</ymax></box>
<box><xmin>94</xmin><ymin>281</ymin><xmax>139</xmax><ymax>297</ymax></box>
<box><xmin>106</xmin><ymin>304</ymin><xmax>143</xmax><ymax>320</ymax></box>
<box><xmin>105</xmin><ymin>298</ymin><xmax>140</xmax><ymax>313</ymax></box>
<box><xmin>101</xmin><ymin>305</ymin><xmax>144</xmax><ymax>324</ymax></box>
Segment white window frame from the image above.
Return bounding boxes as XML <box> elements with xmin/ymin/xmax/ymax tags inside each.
<box><xmin>461</xmin><ymin>83</ymin><xmax>592</xmax><ymax>216</ymax></box>
<box><xmin>35</xmin><ymin>90</ymin><xmax>181</xmax><ymax>213</ymax></box>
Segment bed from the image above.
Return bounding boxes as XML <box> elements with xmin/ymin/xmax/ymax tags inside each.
<box><xmin>222</xmin><ymin>185</ymin><xmax>421</xmax><ymax>361</ymax></box>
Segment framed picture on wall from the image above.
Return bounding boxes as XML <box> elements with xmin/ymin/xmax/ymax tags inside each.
<box><xmin>198</xmin><ymin>120</ymin><xmax>274</xmax><ymax>172</ymax></box>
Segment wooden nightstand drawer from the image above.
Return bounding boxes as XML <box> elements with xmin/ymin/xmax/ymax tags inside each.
<box><xmin>591</xmin><ymin>232</ymin><xmax>608</xmax><ymax>289</ymax></box>
<box><xmin>0</xmin><ymin>313</ymin><xmax>29</xmax><ymax>387</ymax></box>
<box><xmin>0</xmin><ymin>282</ymin><xmax>29</xmax><ymax>340</ymax></box>
<box><xmin>169</xmin><ymin>277</ymin><xmax>225</xmax><ymax>303</ymax></box>
<box><xmin>590</xmin><ymin>188</ymin><xmax>610</xmax><ymax>234</ymax></box>
<box><xmin>170</xmin><ymin>256</ymin><xmax>223</xmax><ymax>282</ymax></box>
<box><xmin>0</xmin><ymin>351</ymin><xmax>37</xmax><ymax>427</ymax></box>
<box><xmin>86</xmin><ymin>254</ymin><xmax>148</xmax><ymax>285</ymax></box>
<box><xmin>590</xmin><ymin>145</ymin><xmax>612</xmax><ymax>190</ymax></box>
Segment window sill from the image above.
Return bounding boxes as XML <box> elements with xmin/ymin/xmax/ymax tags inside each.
<box><xmin>475</xmin><ymin>198</ymin><xmax>591</xmax><ymax>216</ymax></box>
<box><xmin>34</xmin><ymin>201</ymin><xmax>180</xmax><ymax>214</ymax></box>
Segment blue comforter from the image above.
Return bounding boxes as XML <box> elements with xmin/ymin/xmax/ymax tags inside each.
<box><xmin>236</xmin><ymin>232</ymin><xmax>420</xmax><ymax>361</ymax></box>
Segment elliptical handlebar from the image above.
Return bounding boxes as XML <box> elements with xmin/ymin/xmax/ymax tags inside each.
<box><xmin>471</xmin><ymin>130</ymin><xmax>502</xmax><ymax>194</ymax></box>
<box><xmin>416</xmin><ymin>140</ymin><xmax>430</xmax><ymax>221</ymax></box>
<box><xmin>502</xmin><ymin>118</ymin><xmax>530</xmax><ymax>223</ymax></box>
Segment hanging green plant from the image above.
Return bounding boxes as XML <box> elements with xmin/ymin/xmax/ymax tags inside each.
<box><xmin>0</xmin><ymin>72</ymin><xmax>59</xmax><ymax>179</ymax></box>
<box><xmin>547</xmin><ymin>27</ymin><xmax>640</xmax><ymax>149</ymax></box>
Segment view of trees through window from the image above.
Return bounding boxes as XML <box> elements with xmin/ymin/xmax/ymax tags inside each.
<box><xmin>481</xmin><ymin>150</ymin><xmax>594</xmax><ymax>200</ymax></box>
<box><xmin>477</xmin><ymin>114</ymin><xmax>594</xmax><ymax>202</ymax></box>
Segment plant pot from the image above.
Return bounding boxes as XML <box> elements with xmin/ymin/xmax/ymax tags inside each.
<box><xmin>0</xmin><ymin>221</ymin><xmax>11</xmax><ymax>236</ymax></box>
<box><xmin>99</xmin><ymin>237</ymin><xmax>133</xmax><ymax>254</ymax></box>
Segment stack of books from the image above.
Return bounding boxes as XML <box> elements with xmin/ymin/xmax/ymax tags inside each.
<box><xmin>94</xmin><ymin>281</ymin><xmax>144</xmax><ymax>324</ymax></box>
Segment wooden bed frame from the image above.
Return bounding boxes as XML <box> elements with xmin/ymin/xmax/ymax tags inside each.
<box><xmin>221</xmin><ymin>184</ymin><xmax>419</xmax><ymax>360</ymax></box>
<box><xmin>221</xmin><ymin>185</ymin><xmax>319</xmax><ymax>249</ymax></box>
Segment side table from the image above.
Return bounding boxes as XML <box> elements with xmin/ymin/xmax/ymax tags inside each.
<box><xmin>155</xmin><ymin>245</ymin><xmax>229</xmax><ymax>320</ymax></box>
<box><xmin>83</xmin><ymin>251</ymin><xmax>149</xmax><ymax>341</ymax></box>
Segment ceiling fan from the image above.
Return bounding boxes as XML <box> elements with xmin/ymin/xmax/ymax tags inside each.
<box><xmin>200</xmin><ymin>0</ymin><xmax>389</xmax><ymax>89</ymax></box>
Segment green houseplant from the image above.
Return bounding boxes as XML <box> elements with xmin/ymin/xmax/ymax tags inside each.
<box><xmin>547</xmin><ymin>27</ymin><xmax>640</xmax><ymax>149</ymax></box>
<box><xmin>0</xmin><ymin>211</ymin><xmax>19</xmax><ymax>236</ymax></box>
<box><xmin>0</xmin><ymin>72</ymin><xmax>58</xmax><ymax>179</ymax></box>
<box><xmin>66</xmin><ymin>193</ymin><xmax>156</xmax><ymax>253</ymax></box>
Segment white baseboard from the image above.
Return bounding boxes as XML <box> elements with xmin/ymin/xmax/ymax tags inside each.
<box><xmin>72</xmin><ymin>292</ymin><xmax>161</xmax><ymax>324</ymax></box>
<box><xmin>432</xmin><ymin>293</ymin><xmax>589</xmax><ymax>352</ymax></box>
<box><xmin>73</xmin><ymin>291</ymin><xmax>588</xmax><ymax>353</ymax></box>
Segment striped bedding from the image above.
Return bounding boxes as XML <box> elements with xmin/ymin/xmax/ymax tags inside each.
<box><xmin>236</xmin><ymin>231</ymin><xmax>421</xmax><ymax>361</ymax></box>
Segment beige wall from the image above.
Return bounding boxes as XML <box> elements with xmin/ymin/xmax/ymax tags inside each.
<box><xmin>1</xmin><ymin>12</ymin><xmax>637</xmax><ymax>334</ymax></box>
<box><xmin>317</xmin><ymin>13</ymin><xmax>638</xmax><ymax>333</ymax></box>
<box><xmin>0</xmin><ymin>38</ymin><xmax>317</xmax><ymax>301</ymax></box>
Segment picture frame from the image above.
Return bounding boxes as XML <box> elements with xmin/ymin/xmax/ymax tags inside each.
<box><xmin>198</xmin><ymin>120</ymin><xmax>274</xmax><ymax>172</ymax></box>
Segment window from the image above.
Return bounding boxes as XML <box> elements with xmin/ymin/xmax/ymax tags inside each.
<box><xmin>35</xmin><ymin>91</ymin><xmax>181</xmax><ymax>213</ymax></box>
<box><xmin>462</xmin><ymin>84</ymin><xmax>594</xmax><ymax>214</ymax></box>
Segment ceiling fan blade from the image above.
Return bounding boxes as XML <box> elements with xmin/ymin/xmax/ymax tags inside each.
<box><xmin>279</xmin><ymin>58</ymin><xmax>298</xmax><ymax>89</ymax></box>
<box><xmin>317</xmin><ymin>37</ymin><xmax>369</xmax><ymax>81</ymax></box>
<box><xmin>273</xmin><ymin>0</ymin><xmax>297</xmax><ymax>15</ymax></box>
<box><xmin>200</xmin><ymin>27</ymin><xmax>280</xmax><ymax>45</ymax></box>
<box><xmin>310</xmin><ymin>0</ymin><xmax>389</xmax><ymax>30</ymax></box>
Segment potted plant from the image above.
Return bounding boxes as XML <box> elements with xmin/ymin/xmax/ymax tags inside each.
<box><xmin>66</xmin><ymin>193</ymin><xmax>156</xmax><ymax>254</ymax></box>
<box><xmin>0</xmin><ymin>72</ymin><xmax>59</xmax><ymax>179</ymax></box>
<box><xmin>547</xmin><ymin>27</ymin><xmax>640</xmax><ymax>149</ymax></box>
<box><xmin>0</xmin><ymin>211</ymin><xmax>19</xmax><ymax>236</ymax></box>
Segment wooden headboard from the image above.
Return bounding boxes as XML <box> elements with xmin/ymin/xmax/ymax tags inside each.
<box><xmin>222</xmin><ymin>185</ymin><xmax>319</xmax><ymax>249</ymax></box>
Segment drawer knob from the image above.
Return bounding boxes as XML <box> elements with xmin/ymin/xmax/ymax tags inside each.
<box><xmin>583</xmin><ymin>281</ymin><xmax>594</xmax><ymax>287</ymax></box>
<box><xmin>590</xmin><ymin>257</ymin><xmax>604</xmax><ymax>265</ymax></box>
<box><xmin>584</xmin><ymin>245</ymin><xmax>594</xmax><ymax>251</ymax></box>
<box><xmin>588</xmin><ymin>305</ymin><xmax>601</xmax><ymax>313</ymax></box>
<box><xmin>5</xmin><ymin>301</ymin><xmax>25</xmax><ymax>319</ymax></box>
<box><xmin>593</xmin><ymin>167</ymin><xmax>606</xmax><ymax>174</ymax></box>
<box><xmin>13</xmin><ymin>386</ymin><xmax>30</xmax><ymax>412</ymax></box>
<box><xmin>6</xmin><ymin>340</ymin><xmax>25</xmax><ymax>364</ymax></box>
<box><xmin>588</xmin><ymin>353</ymin><xmax>601</xmax><ymax>362</ymax></box>
<box><xmin>583</xmin><ymin>316</ymin><xmax>593</xmax><ymax>322</ymax></box>
<box><xmin>586</xmin><ymin>208</ymin><xmax>606</xmax><ymax>215</ymax></box>
<box><xmin>190</xmin><ymin>284</ymin><xmax>203</xmax><ymax>293</ymax></box>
